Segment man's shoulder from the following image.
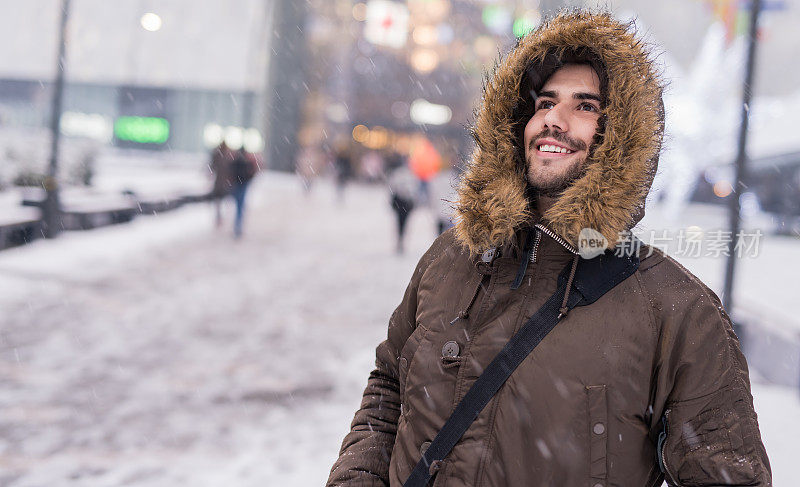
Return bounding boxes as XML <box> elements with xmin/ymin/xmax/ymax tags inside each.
<box><xmin>427</xmin><ymin>226</ymin><xmax>472</xmax><ymax>260</ymax></box>
<box><xmin>635</xmin><ymin>246</ymin><xmax>721</xmax><ymax>308</ymax></box>
<box><xmin>413</xmin><ymin>228</ymin><xmax>472</xmax><ymax>277</ymax></box>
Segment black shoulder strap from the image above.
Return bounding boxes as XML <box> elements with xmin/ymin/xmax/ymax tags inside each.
<box><xmin>403</xmin><ymin>249</ymin><xmax>640</xmax><ymax>486</ymax></box>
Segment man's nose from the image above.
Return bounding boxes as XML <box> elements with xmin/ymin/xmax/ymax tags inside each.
<box><xmin>543</xmin><ymin>104</ymin><xmax>568</xmax><ymax>132</ymax></box>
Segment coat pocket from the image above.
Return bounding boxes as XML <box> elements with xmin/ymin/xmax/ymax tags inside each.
<box><xmin>586</xmin><ymin>385</ymin><xmax>608</xmax><ymax>484</ymax></box>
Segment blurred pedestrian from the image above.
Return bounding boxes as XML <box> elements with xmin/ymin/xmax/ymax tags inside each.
<box><xmin>296</xmin><ymin>144</ymin><xmax>319</xmax><ymax>196</ymax></box>
<box><xmin>428</xmin><ymin>163</ymin><xmax>459</xmax><ymax>235</ymax></box>
<box><xmin>408</xmin><ymin>137</ymin><xmax>442</xmax><ymax>206</ymax></box>
<box><xmin>361</xmin><ymin>150</ymin><xmax>384</xmax><ymax>183</ymax></box>
<box><xmin>386</xmin><ymin>154</ymin><xmax>418</xmax><ymax>254</ymax></box>
<box><xmin>229</xmin><ymin>147</ymin><xmax>258</xmax><ymax>239</ymax></box>
<box><xmin>209</xmin><ymin>141</ymin><xmax>234</xmax><ymax>227</ymax></box>
<box><xmin>333</xmin><ymin>140</ymin><xmax>353</xmax><ymax>204</ymax></box>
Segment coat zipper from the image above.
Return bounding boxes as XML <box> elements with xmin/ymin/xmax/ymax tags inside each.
<box><xmin>534</xmin><ymin>223</ymin><xmax>578</xmax><ymax>255</ymax></box>
<box><xmin>529</xmin><ymin>228</ymin><xmax>543</xmax><ymax>263</ymax></box>
<box><xmin>658</xmin><ymin>409</ymin><xmax>680</xmax><ymax>486</ymax></box>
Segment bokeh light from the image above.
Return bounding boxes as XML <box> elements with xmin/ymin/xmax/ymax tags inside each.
<box><xmin>140</xmin><ymin>12</ymin><xmax>162</xmax><ymax>32</ymax></box>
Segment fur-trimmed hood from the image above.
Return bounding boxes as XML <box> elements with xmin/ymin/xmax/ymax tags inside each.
<box><xmin>454</xmin><ymin>10</ymin><xmax>664</xmax><ymax>253</ymax></box>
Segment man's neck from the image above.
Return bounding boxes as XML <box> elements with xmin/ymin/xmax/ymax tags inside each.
<box><xmin>535</xmin><ymin>194</ymin><xmax>557</xmax><ymax>217</ymax></box>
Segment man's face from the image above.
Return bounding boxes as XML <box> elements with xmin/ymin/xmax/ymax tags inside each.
<box><xmin>523</xmin><ymin>63</ymin><xmax>602</xmax><ymax>197</ymax></box>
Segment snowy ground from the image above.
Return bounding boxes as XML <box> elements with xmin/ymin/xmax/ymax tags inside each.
<box><xmin>0</xmin><ymin>172</ymin><xmax>798</xmax><ymax>486</ymax></box>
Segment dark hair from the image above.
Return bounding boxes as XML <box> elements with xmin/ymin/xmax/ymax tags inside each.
<box><xmin>512</xmin><ymin>47</ymin><xmax>609</xmax><ymax>175</ymax></box>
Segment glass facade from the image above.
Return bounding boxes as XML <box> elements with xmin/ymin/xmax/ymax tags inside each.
<box><xmin>0</xmin><ymin>78</ymin><xmax>258</xmax><ymax>153</ymax></box>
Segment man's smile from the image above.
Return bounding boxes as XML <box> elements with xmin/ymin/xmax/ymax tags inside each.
<box><xmin>537</xmin><ymin>144</ymin><xmax>574</xmax><ymax>154</ymax></box>
<box><xmin>534</xmin><ymin>138</ymin><xmax>579</xmax><ymax>159</ymax></box>
<box><xmin>531</xmin><ymin>137</ymin><xmax>580</xmax><ymax>158</ymax></box>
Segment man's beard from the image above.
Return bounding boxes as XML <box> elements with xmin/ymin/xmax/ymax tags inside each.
<box><xmin>526</xmin><ymin>129</ymin><xmax>589</xmax><ymax>198</ymax></box>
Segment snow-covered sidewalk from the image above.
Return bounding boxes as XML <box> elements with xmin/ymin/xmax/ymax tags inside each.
<box><xmin>0</xmin><ymin>172</ymin><xmax>797</xmax><ymax>486</ymax></box>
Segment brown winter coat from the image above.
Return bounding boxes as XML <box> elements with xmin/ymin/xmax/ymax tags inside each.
<box><xmin>327</xmin><ymin>11</ymin><xmax>771</xmax><ymax>487</ymax></box>
<box><xmin>210</xmin><ymin>143</ymin><xmax>234</xmax><ymax>197</ymax></box>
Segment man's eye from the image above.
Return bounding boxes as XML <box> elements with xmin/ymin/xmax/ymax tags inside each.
<box><xmin>537</xmin><ymin>100</ymin><xmax>554</xmax><ymax>110</ymax></box>
<box><xmin>579</xmin><ymin>103</ymin><xmax>599</xmax><ymax>112</ymax></box>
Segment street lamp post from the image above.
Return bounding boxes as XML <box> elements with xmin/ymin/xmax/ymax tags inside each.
<box><xmin>723</xmin><ymin>0</ymin><xmax>762</xmax><ymax>328</ymax></box>
<box><xmin>264</xmin><ymin>0</ymin><xmax>309</xmax><ymax>171</ymax></box>
<box><xmin>43</xmin><ymin>0</ymin><xmax>71</xmax><ymax>238</ymax></box>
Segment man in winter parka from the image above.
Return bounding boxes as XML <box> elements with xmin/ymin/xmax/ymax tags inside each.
<box><xmin>327</xmin><ymin>11</ymin><xmax>771</xmax><ymax>487</ymax></box>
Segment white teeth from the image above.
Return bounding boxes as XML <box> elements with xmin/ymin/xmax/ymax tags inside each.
<box><xmin>538</xmin><ymin>144</ymin><xmax>573</xmax><ymax>154</ymax></box>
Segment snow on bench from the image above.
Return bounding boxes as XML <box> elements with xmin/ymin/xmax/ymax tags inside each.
<box><xmin>0</xmin><ymin>206</ymin><xmax>42</xmax><ymax>248</ymax></box>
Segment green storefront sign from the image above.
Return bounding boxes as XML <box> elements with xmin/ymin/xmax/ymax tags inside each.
<box><xmin>114</xmin><ymin>116</ymin><xmax>170</xmax><ymax>144</ymax></box>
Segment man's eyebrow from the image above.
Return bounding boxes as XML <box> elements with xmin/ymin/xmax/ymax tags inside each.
<box><xmin>574</xmin><ymin>92</ymin><xmax>602</xmax><ymax>103</ymax></box>
<box><xmin>535</xmin><ymin>90</ymin><xmax>602</xmax><ymax>103</ymax></box>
